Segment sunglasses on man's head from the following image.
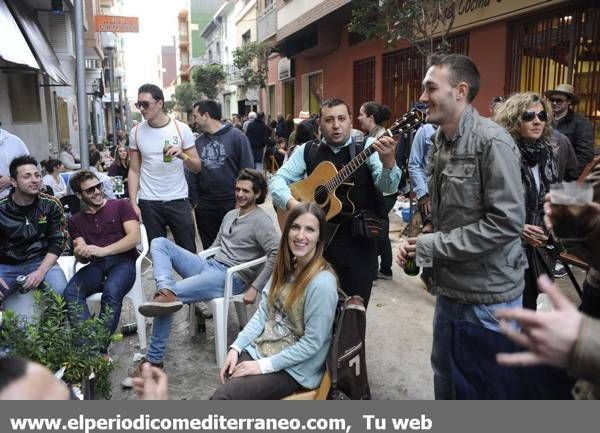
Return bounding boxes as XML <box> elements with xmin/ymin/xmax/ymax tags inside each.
<box><xmin>134</xmin><ymin>101</ymin><xmax>152</xmax><ymax>109</ymax></box>
<box><xmin>81</xmin><ymin>183</ymin><xmax>102</xmax><ymax>194</ymax></box>
<box><xmin>549</xmin><ymin>97</ymin><xmax>567</xmax><ymax>104</ymax></box>
<box><xmin>521</xmin><ymin>110</ymin><xmax>548</xmax><ymax>122</ymax></box>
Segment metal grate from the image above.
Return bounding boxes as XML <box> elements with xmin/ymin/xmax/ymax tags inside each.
<box><xmin>382</xmin><ymin>35</ymin><xmax>469</xmax><ymax>122</ymax></box>
<box><xmin>507</xmin><ymin>2</ymin><xmax>599</xmax><ymax>146</ymax></box>
<box><xmin>352</xmin><ymin>57</ymin><xmax>375</xmax><ymax>125</ymax></box>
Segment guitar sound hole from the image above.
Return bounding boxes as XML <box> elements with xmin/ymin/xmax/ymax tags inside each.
<box><xmin>314</xmin><ymin>185</ymin><xmax>328</xmax><ymax>205</ymax></box>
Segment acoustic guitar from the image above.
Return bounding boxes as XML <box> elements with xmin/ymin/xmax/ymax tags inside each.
<box><xmin>276</xmin><ymin>108</ymin><xmax>425</xmax><ymax>228</ymax></box>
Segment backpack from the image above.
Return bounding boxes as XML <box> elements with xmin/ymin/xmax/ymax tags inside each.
<box><xmin>326</xmin><ymin>290</ymin><xmax>371</xmax><ymax>400</ymax></box>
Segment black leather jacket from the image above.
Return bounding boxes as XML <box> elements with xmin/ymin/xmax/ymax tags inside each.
<box><xmin>0</xmin><ymin>193</ymin><xmax>68</xmax><ymax>264</ymax></box>
<box><xmin>554</xmin><ymin>110</ymin><xmax>595</xmax><ymax>177</ymax></box>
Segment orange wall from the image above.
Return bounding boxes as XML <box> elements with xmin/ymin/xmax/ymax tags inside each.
<box><xmin>267</xmin><ymin>21</ymin><xmax>510</xmax><ymax>119</ymax></box>
<box><xmin>291</xmin><ymin>33</ymin><xmax>392</xmax><ymax>117</ymax></box>
<box><xmin>468</xmin><ymin>21</ymin><xmax>508</xmax><ymax>114</ymax></box>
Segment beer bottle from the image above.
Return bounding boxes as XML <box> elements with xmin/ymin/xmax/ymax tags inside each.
<box><xmin>163</xmin><ymin>139</ymin><xmax>172</xmax><ymax>162</ymax></box>
<box><xmin>403</xmin><ymin>257</ymin><xmax>420</xmax><ymax>276</ymax></box>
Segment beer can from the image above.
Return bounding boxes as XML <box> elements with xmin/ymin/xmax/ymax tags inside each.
<box><xmin>16</xmin><ymin>275</ymin><xmax>29</xmax><ymax>294</ymax></box>
<box><xmin>121</xmin><ymin>322</ymin><xmax>138</xmax><ymax>335</ymax></box>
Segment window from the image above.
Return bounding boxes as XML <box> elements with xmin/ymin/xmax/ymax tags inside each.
<box><xmin>507</xmin><ymin>3</ymin><xmax>600</xmax><ymax>145</ymax></box>
<box><xmin>353</xmin><ymin>57</ymin><xmax>375</xmax><ymax>124</ymax></box>
<box><xmin>8</xmin><ymin>73</ymin><xmax>41</xmax><ymax>123</ymax></box>
<box><xmin>382</xmin><ymin>34</ymin><xmax>469</xmax><ymax>120</ymax></box>
<box><xmin>308</xmin><ymin>72</ymin><xmax>323</xmax><ymax>115</ymax></box>
<box><xmin>242</xmin><ymin>30</ymin><xmax>251</xmax><ymax>45</ymax></box>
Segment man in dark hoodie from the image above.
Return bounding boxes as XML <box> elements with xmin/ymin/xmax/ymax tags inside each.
<box><xmin>189</xmin><ymin>100</ymin><xmax>254</xmax><ymax>248</ymax></box>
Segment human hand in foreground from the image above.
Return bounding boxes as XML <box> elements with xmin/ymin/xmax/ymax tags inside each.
<box><xmin>132</xmin><ymin>363</ymin><xmax>168</xmax><ymax>400</ymax></box>
<box><xmin>496</xmin><ymin>275</ymin><xmax>582</xmax><ymax>369</ymax></box>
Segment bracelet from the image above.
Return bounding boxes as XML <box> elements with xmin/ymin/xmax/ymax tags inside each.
<box><xmin>182</xmin><ymin>153</ymin><xmax>190</xmax><ymax>161</ymax></box>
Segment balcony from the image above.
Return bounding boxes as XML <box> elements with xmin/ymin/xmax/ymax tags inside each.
<box><xmin>257</xmin><ymin>3</ymin><xmax>277</xmax><ymax>42</ymax></box>
<box><xmin>277</xmin><ymin>0</ymin><xmax>349</xmax><ymax>40</ymax></box>
<box><xmin>224</xmin><ymin>64</ymin><xmax>244</xmax><ymax>85</ymax></box>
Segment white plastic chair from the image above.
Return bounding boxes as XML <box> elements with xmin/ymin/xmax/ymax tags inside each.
<box><xmin>57</xmin><ymin>223</ymin><xmax>149</xmax><ymax>350</ymax></box>
<box><xmin>188</xmin><ymin>247</ymin><xmax>267</xmax><ymax>367</ymax></box>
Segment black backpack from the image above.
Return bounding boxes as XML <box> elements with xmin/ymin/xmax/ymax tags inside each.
<box><xmin>326</xmin><ymin>291</ymin><xmax>371</xmax><ymax>400</ymax></box>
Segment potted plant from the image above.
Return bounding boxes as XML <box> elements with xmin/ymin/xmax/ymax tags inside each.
<box><xmin>0</xmin><ymin>287</ymin><xmax>117</xmax><ymax>399</ymax></box>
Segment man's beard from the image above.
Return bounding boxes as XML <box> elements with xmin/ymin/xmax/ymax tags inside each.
<box><xmin>82</xmin><ymin>194</ymin><xmax>105</xmax><ymax>210</ymax></box>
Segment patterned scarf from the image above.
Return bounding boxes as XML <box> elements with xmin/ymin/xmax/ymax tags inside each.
<box><xmin>517</xmin><ymin>137</ymin><xmax>558</xmax><ymax>225</ymax></box>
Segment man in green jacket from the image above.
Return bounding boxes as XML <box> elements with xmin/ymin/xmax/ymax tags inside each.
<box><xmin>397</xmin><ymin>54</ymin><xmax>526</xmax><ymax>399</ymax></box>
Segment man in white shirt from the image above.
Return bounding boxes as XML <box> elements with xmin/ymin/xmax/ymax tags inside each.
<box><xmin>129</xmin><ymin>84</ymin><xmax>201</xmax><ymax>252</ymax></box>
<box><xmin>0</xmin><ymin>124</ymin><xmax>29</xmax><ymax>199</ymax></box>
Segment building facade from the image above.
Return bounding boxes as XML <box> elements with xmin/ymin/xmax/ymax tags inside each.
<box><xmin>261</xmin><ymin>0</ymin><xmax>599</xmax><ymax>146</ymax></box>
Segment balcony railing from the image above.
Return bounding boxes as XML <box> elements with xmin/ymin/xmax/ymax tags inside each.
<box><xmin>257</xmin><ymin>2</ymin><xmax>277</xmax><ymax>42</ymax></box>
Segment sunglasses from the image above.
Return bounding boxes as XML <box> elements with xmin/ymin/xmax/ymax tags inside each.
<box><xmin>134</xmin><ymin>101</ymin><xmax>152</xmax><ymax>109</ymax></box>
<box><xmin>521</xmin><ymin>110</ymin><xmax>548</xmax><ymax>122</ymax></box>
<box><xmin>549</xmin><ymin>97</ymin><xmax>567</xmax><ymax>104</ymax></box>
<box><xmin>81</xmin><ymin>183</ymin><xmax>102</xmax><ymax>194</ymax></box>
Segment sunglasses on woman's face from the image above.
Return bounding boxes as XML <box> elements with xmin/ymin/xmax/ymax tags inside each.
<box><xmin>521</xmin><ymin>110</ymin><xmax>548</xmax><ymax>122</ymax></box>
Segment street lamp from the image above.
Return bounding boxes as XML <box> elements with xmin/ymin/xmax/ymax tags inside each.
<box><xmin>115</xmin><ymin>67</ymin><xmax>125</xmax><ymax>135</ymax></box>
<box><xmin>102</xmin><ymin>32</ymin><xmax>117</xmax><ymax>148</ymax></box>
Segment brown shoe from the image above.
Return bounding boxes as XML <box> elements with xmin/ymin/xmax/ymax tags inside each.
<box><xmin>121</xmin><ymin>357</ymin><xmax>163</xmax><ymax>388</ymax></box>
<box><xmin>138</xmin><ymin>288</ymin><xmax>183</xmax><ymax>317</ymax></box>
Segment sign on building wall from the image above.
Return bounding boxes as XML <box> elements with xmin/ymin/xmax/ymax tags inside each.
<box><xmin>95</xmin><ymin>15</ymin><xmax>139</xmax><ymax>33</ymax></box>
<box><xmin>278</xmin><ymin>57</ymin><xmax>292</xmax><ymax>80</ymax></box>
<box><xmin>438</xmin><ymin>0</ymin><xmax>568</xmax><ymax>33</ymax></box>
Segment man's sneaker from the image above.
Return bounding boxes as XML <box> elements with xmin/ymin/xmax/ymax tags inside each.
<box><xmin>377</xmin><ymin>271</ymin><xmax>393</xmax><ymax>280</ymax></box>
<box><xmin>553</xmin><ymin>262</ymin><xmax>568</xmax><ymax>279</ymax></box>
<box><xmin>138</xmin><ymin>289</ymin><xmax>183</xmax><ymax>317</ymax></box>
<box><xmin>121</xmin><ymin>358</ymin><xmax>163</xmax><ymax>388</ymax></box>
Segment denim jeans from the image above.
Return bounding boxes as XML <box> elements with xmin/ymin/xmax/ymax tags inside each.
<box><xmin>0</xmin><ymin>257</ymin><xmax>67</xmax><ymax>319</ymax></box>
<box><xmin>146</xmin><ymin>237</ymin><xmax>246</xmax><ymax>363</ymax></box>
<box><xmin>431</xmin><ymin>294</ymin><xmax>522</xmax><ymax>399</ymax></box>
<box><xmin>62</xmin><ymin>254</ymin><xmax>136</xmax><ymax>350</ymax></box>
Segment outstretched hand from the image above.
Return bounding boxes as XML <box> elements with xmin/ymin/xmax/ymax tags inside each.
<box><xmin>132</xmin><ymin>363</ymin><xmax>169</xmax><ymax>400</ymax></box>
<box><xmin>495</xmin><ymin>275</ymin><xmax>582</xmax><ymax>369</ymax></box>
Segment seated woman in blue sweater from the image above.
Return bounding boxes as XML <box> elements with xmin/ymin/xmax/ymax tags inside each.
<box><xmin>211</xmin><ymin>202</ymin><xmax>338</xmax><ymax>399</ymax></box>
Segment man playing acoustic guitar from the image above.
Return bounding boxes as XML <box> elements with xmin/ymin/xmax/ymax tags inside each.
<box><xmin>270</xmin><ymin>98</ymin><xmax>401</xmax><ymax>306</ymax></box>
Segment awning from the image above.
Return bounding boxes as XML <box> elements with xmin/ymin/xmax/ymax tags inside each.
<box><xmin>1</xmin><ymin>0</ymin><xmax>70</xmax><ymax>85</ymax></box>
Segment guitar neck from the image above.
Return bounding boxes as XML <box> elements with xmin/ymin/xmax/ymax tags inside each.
<box><xmin>325</xmin><ymin>129</ymin><xmax>393</xmax><ymax>193</ymax></box>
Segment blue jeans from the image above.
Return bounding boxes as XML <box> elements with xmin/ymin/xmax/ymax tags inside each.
<box><xmin>63</xmin><ymin>254</ymin><xmax>136</xmax><ymax>350</ymax></box>
<box><xmin>147</xmin><ymin>237</ymin><xmax>246</xmax><ymax>363</ymax></box>
<box><xmin>431</xmin><ymin>294</ymin><xmax>522</xmax><ymax>399</ymax></box>
<box><xmin>0</xmin><ymin>257</ymin><xmax>67</xmax><ymax>319</ymax></box>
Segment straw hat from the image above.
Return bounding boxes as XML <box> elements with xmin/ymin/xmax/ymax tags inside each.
<box><xmin>293</xmin><ymin>110</ymin><xmax>310</xmax><ymax>124</ymax></box>
<box><xmin>544</xmin><ymin>83</ymin><xmax>579</xmax><ymax>104</ymax></box>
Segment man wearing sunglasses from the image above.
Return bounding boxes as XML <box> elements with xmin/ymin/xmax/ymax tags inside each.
<box><xmin>129</xmin><ymin>84</ymin><xmax>201</xmax><ymax>253</ymax></box>
<box><xmin>63</xmin><ymin>170</ymin><xmax>140</xmax><ymax>356</ymax></box>
<box><xmin>545</xmin><ymin>84</ymin><xmax>594</xmax><ymax>178</ymax></box>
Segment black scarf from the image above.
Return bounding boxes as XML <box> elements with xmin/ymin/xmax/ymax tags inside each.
<box><xmin>517</xmin><ymin>137</ymin><xmax>558</xmax><ymax>226</ymax></box>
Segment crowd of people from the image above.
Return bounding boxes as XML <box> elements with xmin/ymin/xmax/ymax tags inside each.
<box><xmin>1</xmin><ymin>53</ymin><xmax>599</xmax><ymax>400</ymax></box>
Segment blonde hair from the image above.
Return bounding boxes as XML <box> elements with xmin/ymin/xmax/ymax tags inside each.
<box><xmin>493</xmin><ymin>92</ymin><xmax>553</xmax><ymax>141</ymax></box>
<box><xmin>268</xmin><ymin>203</ymin><xmax>336</xmax><ymax>311</ymax></box>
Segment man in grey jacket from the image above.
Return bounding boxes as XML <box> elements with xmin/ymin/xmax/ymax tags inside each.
<box><xmin>397</xmin><ymin>54</ymin><xmax>526</xmax><ymax>399</ymax></box>
<box><xmin>122</xmin><ymin>169</ymin><xmax>279</xmax><ymax>387</ymax></box>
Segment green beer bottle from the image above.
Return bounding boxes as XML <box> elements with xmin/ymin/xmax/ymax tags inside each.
<box><xmin>403</xmin><ymin>257</ymin><xmax>420</xmax><ymax>276</ymax></box>
<box><xmin>163</xmin><ymin>139</ymin><xmax>172</xmax><ymax>162</ymax></box>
